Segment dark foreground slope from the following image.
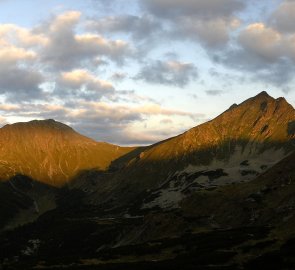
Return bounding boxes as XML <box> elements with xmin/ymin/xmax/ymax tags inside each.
<box><xmin>0</xmin><ymin>175</ymin><xmax>57</xmax><ymax>231</ymax></box>
<box><xmin>0</xmin><ymin>152</ymin><xmax>294</xmax><ymax>269</ymax></box>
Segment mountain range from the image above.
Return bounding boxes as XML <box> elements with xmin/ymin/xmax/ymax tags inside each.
<box><xmin>0</xmin><ymin>91</ymin><xmax>295</xmax><ymax>269</ymax></box>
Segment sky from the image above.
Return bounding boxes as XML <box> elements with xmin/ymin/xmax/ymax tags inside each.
<box><xmin>0</xmin><ymin>0</ymin><xmax>294</xmax><ymax>145</ymax></box>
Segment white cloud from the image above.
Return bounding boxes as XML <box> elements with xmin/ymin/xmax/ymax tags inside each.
<box><xmin>58</xmin><ymin>69</ymin><xmax>115</xmax><ymax>100</ymax></box>
<box><xmin>0</xmin><ymin>24</ymin><xmax>47</xmax><ymax>47</ymax></box>
<box><xmin>0</xmin><ymin>46</ymin><xmax>36</xmax><ymax>65</ymax></box>
<box><xmin>38</xmin><ymin>11</ymin><xmax>133</xmax><ymax>70</ymax></box>
<box><xmin>239</xmin><ymin>23</ymin><xmax>283</xmax><ymax>62</ymax></box>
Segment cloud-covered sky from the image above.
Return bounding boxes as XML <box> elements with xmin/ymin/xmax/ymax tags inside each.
<box><xmin>0</xmin><ymin>0</ymin><xmax>294</xmax><ymax>145</ymax></box>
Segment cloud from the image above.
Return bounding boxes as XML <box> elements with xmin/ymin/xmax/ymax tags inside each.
<box><xmin>172</xmin><ymin>17</ymin><xmax>240</xmax><ymax>47</ymax></box>
<box><xmin>57</xmin><ymin>69</ymin><xmax>115</xmax><ymax>100</ymax></box>
<box><xmin>0</xmin><ymin>11</ymin><xmax>137</xmax><ymax>102</ymax></box>
<box><xmin>0</xmin><ymin>24</ymin><xmax>47</xmax><ymax>48</ymax></box>
<box><xmin>136</xmin><ymin>60</ymin><xmax>198</xmax><ymax>87</ymax></box>
<box><xmin>68</xmin><ymin>102</ymin><xmax>200</xmax><ymax>122</ymax></box>
<box><xmin>110</xmin><ymin>72</ymin><xmax>127</xmax><ymax>82</ymax></box>
<box><xmin>238</xmin><ymin>23</ymin><xmax>282</xmax><ymax>62</ymax></box>
<box><xmin>214</xmin><ymin>17</ymin><xmax>295</xmax><ymax>86</ymax></box>
<box><xmin>206</xmin><ymin>90</ymin><xmax>224</xmax><ymax>96</ymax></box>
<box><xmin>0</xmin><ymin>67</ymin><xmax>44</xmax><ymax>101</ymax></box>
<box><xmin>141</xmin><ymin>0</ymin><xmax>244</xmax><ymax>47</ymax></box>
<box><xmin>114</xmin><ymin>90</ymin><xmax>159</xmax><ymax>104</ymax></box>
<box><xmin>160</xmin><ymin>118</ymin><xmax>173</xmax><ymax>124</ymax></box>
<box><xmin>0</xmin><ymin>46</ymin><xmax>36</xmax><ymax>65</ymax></box>
<box><xmin>67</xmin><ymin>101</ymin><xmax>204</xmax><ymax>144</ymax></box>
<box><xmin>38</xmin><ymin>11</ymin><xmax>133</xmax><ymax>70</ymax></box>
<box><xmin>0</xmin><ymin>39</ymin><xmax>44</xmax><ymax>101</ymax></box>
<box><xmin>88</xmin><ymin>14</ymin><xmax>161</xmax><ymax>41</ymax></box>
<box><xmin>142</xmin><ymin>0</ymin><xmax>244</xmax><ymax>18</ymax></box>
<box><xmin>271</xmin><ymin>0</ymin><xmax>295</xmax><ymax>33</ymax></box>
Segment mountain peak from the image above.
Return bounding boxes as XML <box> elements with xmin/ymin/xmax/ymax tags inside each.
<box><xmin>3</xmin><ymin>119</ymin><xmax>74</xmax><ymax>133</ymax></box>
<box><xmin>249</xmin><ymin>91</ymin><xmax>274</xmax><ymax>104</ymax></box>
<box><xmin>256</xmin><ymin>91</ymin><xmax>271</xmax><ymax>97</ymax></box>
<box><xmin>28</xmin><ymin>119</ymin><xmax>73</xmax><ymax>131</ymax></box>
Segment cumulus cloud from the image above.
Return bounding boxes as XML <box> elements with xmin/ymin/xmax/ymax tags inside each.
<box><xmin>0</xmin><ymin>10</ymin><xmax>135</xmax><ymax>102</ymax></box>
<box><xmin>91</xmin><ymin>0</ymin><xmax>244</xmax><ymax>48</ymax></box>
<box><xmin>215</xmin><ymin>13</ymin><xmax>295</xmax><ymax>86</ymax></box>
<box><xmin>0</xmin><ymin>48</ymin><xmax>36</xmax><ymax>66</ymax></box>
<box><xmin>57</xmin><ymin>69</ymin><xmax>115</xmax><ymax>100</ymax></box>
<box><xmin>0</xmin><ymin>24</ymin><xmax>47</xmax><ymax>48</ymax></box>
<box><xmin>0</xmin><ymin>67</ymin><xmax>44</xmax><ymax>101</ymax></box>
<box><xmin>271</xmin><ymin>0</ymin><xmax>295</xmax><ymax>33</ymax></box>
<box><xmin>141</xmin><ymin>0</ymin><xmax>244</xmax><ymax>47</ymax></box>
<box><xmin>39</xmin><ymin>11</ymin><xmax>133</xmax><ymax>70</ymax></box>
<box><xmin>136</xmin><ymin>60</ymin><xmax>198</xmax><ymax>87</ymax></box>
<box><xmin>238</xmin><ymin>23</ymin><xmax>283</xmax><ymax>62</ymax></box>
<box><xmin>88</xmin><ymin>14</ymin><xmax>161</xmax><ymax>41</ymax></box>
<box><xmin>0</xmin><ymin>32</ymin><xmax>44</xmax><ymax>101</ymax></box>
<box><xmin>172</xmin><ymin>17</ymin><xmax>240</xmax><ymax>47</ymax></box>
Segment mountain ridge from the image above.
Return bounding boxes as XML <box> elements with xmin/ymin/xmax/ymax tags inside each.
<box><xmin>84</xmin><ymin>91</ymin><xmax>295</xmax><ymax>208</ymax></box>
<box><xmin>0</xmin><ymin>91</ymin><xmax>294</xmax><ymax>190</ymax></box>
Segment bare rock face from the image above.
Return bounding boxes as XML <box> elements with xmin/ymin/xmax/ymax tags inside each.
<box><xmin>0</xmin><ymin>119</ymin><xmax>134</xmax><ymax>186</ymax></box>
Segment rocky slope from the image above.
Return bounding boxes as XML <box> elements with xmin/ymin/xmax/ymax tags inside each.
<box><xmin>0</xmin><ymin>119</ymin><xmax>134</xmax><ymax>186</ymax></box>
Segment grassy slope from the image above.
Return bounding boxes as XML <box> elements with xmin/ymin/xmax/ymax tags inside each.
<box><xmin>0</xmin><ymin>120</ymin><xmax>136</xmax><ymax>186</ymax></box>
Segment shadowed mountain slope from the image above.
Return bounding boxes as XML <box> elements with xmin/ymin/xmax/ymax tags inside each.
<box><xmin>0</xmin><ymin>174</ymin><xmax>57</xmax><ymax>231</ymax></box>
<box><xmin>84</xmin><ymin>91</ymin><xmax>295</xmax><ymax>208</ymax></box>
<box><xmin>181</xmin><ymin>150</ymin><xmax>295</xmax><ymax>229</ymax></box>
<box><xmin>1</xmin><ymin>143</ymin><xmax>294</xmax><ymax>269</ymax></box>
<box><xmin>0</xmin><ymin>119</ymin><xmax>135</xmax><ymax>186</ymax></box>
